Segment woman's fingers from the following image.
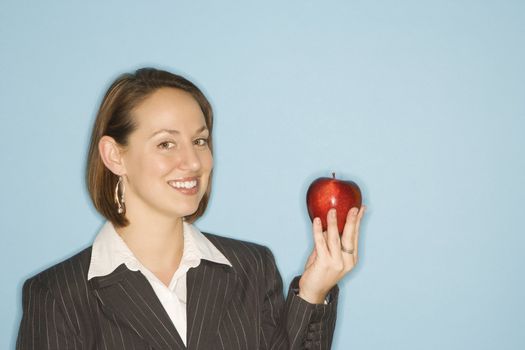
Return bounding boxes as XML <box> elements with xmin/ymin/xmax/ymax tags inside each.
<box><xmin>354</xmin><ymin>205</ymin><xmax>365</xmax><ymax>238</ymax></box>
<box><xmin>312</xmin><ymin>217</ymin><xmax>329</xmax><ymax>259</ymax></box>
<box><xmin>340</xmin><ymin>205</ymin><xmax>366</xmax><ymax>266</ymax></box>
<box><xmin>353</xmin><ymin>205</ymin><xmax>366</xmax><ymax>257</ymax></box>
<box><xmin>341</xmin><ymin>207</ymin><xmax>358</xmax><ymax>252</ymax></box>
<box><xmin>304</xmin><ymin>248</ymin><xmax>317</xmax><ymax>270</ymax></box>
<box><xmin>326</xmin><ymin>209</ymin><xmax>343</xmax><ymax>261</ymax></box>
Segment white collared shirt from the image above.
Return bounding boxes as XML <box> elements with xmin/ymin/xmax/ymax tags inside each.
<box><xmin>87</xmin><ymin>221</ymin><xmax>232</xmax><ymax>346</ymax></box>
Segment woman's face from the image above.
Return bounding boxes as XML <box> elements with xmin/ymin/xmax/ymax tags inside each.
<box><xmin>120</xmin><ymin>87</ymin><xmax>212</xmax><ymax>221</ymax></box>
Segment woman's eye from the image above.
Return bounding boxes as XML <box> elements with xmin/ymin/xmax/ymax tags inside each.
<box><xmin>158</xmin><ymin>141</ymin><xmax>175</xmax><ymax>150</ymax></box>
<box><xmin>194</xmin><ymin>138</ymin><xmax>209</xmax><ymax>146</ymax></box>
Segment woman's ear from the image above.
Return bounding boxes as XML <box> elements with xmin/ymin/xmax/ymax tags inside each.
<box><xmin>98</xmin><ymin>136</ymin><xmax>126</xmax><ymax>176</ymax></box>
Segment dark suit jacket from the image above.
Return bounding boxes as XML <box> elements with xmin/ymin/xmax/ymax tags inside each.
<box><xmin>16</xmin><ymin>232</ymin><xmax>338</xmax><ymax>350</ymax></box>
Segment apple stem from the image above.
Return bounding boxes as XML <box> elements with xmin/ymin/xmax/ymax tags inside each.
<box><xmin>332</xmin><ymin>172</ymin><xmax>336</xmax><ymax>179</ymax></box>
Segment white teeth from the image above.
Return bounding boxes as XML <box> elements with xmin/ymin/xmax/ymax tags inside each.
<box><xmin>169</xmin><ymin>180</ymin><xmax>197</xmax><ymax>189</ymax></box>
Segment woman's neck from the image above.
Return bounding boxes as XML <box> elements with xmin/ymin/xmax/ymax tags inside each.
<box><xmin>115</xmin><ymin>213</ymin><xmax>185</xmax><ymax>284</ymax></box>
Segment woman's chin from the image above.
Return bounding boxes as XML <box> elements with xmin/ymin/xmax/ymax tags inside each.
<box><xmin>169</xmin><ymin>205</ymin><xmax>200</xmax><ymax>219</ymax></box>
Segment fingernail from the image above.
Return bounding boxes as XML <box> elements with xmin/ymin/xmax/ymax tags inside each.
<box><xmin>331</xmin><ymin>209</ymin><xmax>337</xmax><ymax>218</ymax></box>
<box><xmin>315</xmin><ymin>217</ymin><xmax>321</xmax><ymax>225</ymax></box>
<box><xmin>351</xmin><ymin>208</ymin><xmax>358</xmax><ymax>216</ymax></box>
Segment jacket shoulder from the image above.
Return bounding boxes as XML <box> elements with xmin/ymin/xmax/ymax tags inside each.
<box><xmin>20</xmin><ymin>247</ymin><xmax>94</xmax><ymax>336</ymax></box>
<box><xmin>25</xmin><ymin>247</ymin><xmax>92</xmax><ymax>296</ymax></box>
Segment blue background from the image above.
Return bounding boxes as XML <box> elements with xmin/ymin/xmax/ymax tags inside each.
<box><xmin>1</xmin><ymin>1</ymin><xmax>524</xmax><ymax>348</ymax></box>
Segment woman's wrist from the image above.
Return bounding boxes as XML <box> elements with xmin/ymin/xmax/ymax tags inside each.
<box><xmin>297</xmin><ymin>289</ymin><xmax>328</xmax><ymax>304</ymax></box>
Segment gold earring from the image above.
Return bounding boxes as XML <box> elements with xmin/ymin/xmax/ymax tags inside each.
<box><xmin>114</xmin><ymin>176</ymin><xmax>125</xmax><ymax>214</ymax></box>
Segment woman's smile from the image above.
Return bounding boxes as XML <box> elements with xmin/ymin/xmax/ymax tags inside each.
<box><xmin>167</xmin><ymin>177</ymin><xmax>200</xmax><ymax>195</ymax></box>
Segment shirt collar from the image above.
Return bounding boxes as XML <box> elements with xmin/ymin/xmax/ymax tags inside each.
<box><xmin>87</xmin><ymin>221</ymin><xmax>231</xmax><ymax>281</ymax></box>
<box><xmin>181</xmin><ymin>221</ymin><xmax>231</xmax><ymax>267</ymax></box>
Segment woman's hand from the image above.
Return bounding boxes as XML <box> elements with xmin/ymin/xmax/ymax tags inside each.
<box><xmin>298</xmin><ymin>205</ymin><xmax>366</xmax><ymax>304</ymax></box>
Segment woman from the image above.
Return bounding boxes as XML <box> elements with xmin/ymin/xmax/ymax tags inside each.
<box><xmin>16</xmin><ymin>68</ymin><xmax>365</xmax><ymax>350</ymax></box>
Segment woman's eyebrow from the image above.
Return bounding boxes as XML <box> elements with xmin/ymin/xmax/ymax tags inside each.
<box><xmin>149</xmin><ymin>126</ymin><xmax>208</xmax><ymax>138</ymax></box>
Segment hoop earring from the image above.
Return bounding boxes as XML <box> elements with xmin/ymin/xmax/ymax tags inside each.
<box><xmin>114</xmin><ymin>176</ymin><xmax>125</xmax><ymax>214</ymax></box>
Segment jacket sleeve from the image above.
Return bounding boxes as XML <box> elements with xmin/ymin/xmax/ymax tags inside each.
<box><xmin>16</xmin><ymin>277</ymin><xmax>83</xmax><ymax>350</ymax></box>
<box><xmin>261</xmin><ymin>248</ymin><xmax>339</xmax><ymax>350</ymax></box>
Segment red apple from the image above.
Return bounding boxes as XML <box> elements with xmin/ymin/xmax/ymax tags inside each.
<box><xmin>306</xmin><ymin>173</ymin><xmax>362</xmax><ymax>233</ymax></box>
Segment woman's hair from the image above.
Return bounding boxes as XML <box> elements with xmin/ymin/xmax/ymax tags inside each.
<box><xmin>86</xmin><ymin>68</ymin><xmax>214</xmax><ymax>227</ymax></box>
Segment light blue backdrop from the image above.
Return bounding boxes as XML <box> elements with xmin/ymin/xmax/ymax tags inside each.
<box><xmin>1</xmin><ymin>0</ymin><xmax>524</xmax><ymax>349</ymax></box>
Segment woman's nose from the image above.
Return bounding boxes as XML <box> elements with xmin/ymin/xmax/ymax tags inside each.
<box><xmin>178</xmin><ymin>144</ymin><xmax>201</xmax><ymax>171</ymax></box>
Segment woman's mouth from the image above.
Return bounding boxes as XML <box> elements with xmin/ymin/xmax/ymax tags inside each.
<box><xmin>167</xmin><ymin>178</ymin><xmax>199</xmax><ymax>195</ymax></box>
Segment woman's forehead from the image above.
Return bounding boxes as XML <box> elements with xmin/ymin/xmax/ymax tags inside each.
<box><xmin>131</xmin><ymin>88</ymin><xmax>206</xmax><ymax>133</ymax></box>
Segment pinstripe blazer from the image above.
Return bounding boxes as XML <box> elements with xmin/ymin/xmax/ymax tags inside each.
<box><xmin>17</xmin><ymin>232</ymin><xmax>339</xmax><ymax>350</ymax></box>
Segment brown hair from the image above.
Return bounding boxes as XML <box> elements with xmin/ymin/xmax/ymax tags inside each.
<box><xmin>86</xmin><ymin>68</ymin><xmax>214</xmax><ymax>227</ymax></box>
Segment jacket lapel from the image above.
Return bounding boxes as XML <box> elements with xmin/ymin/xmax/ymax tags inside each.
<box><xmin>186</xmin><ymin>260</ymin><xmax>238</xmax><ymax>349</ymax></box>
<box><xmin>89</xmin><ymin>264</ymin><xmax>186</xmax><ymax>350</ymax></box>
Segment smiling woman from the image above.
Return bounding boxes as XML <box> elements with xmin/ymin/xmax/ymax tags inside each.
<box><xmin>97</xmin><ymin>87</ymin><xmax>214</xmax><ymax>233</ymax></box>
<box><xmin>16</xmin><ymin>68</ymin><xmax>365</xmax><ymax>350</ymax></box>
<box><xmin>85</xmin><ymin>69</ymin><xmax>215</xmax><ymax>228</ymax></box>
